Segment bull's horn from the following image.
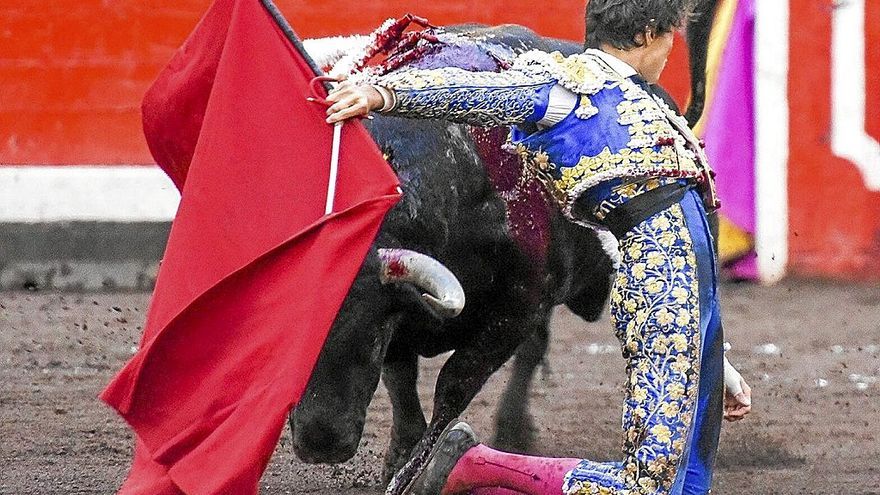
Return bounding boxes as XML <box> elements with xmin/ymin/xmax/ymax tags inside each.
<box><xmin>684</xmin><ymin>0</ymin><xmax>720</xmax><ymax>127</ymax></box>
<box><xmin>377</xmin><ymin>248</ymin><xmax>466</xmax><ymax>318</ymax></box>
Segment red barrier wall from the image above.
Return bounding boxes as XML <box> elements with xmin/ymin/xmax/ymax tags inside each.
<box><xmin>8</xmin><ymin>1</ymin><xmax>876</xmax><ymax>280</ymax></box>
<box><xmin>0</xmin><ymin>0</ymin><xmax>691</xmax><ymax>165</ymax></box>
<box><xmin>787</xmin><ymin>0</ymin><xmax>880</xmax><ymax>279</ymax></box>
<box><xmin>868</xmin><ymin>0</ymin><xmax>880</xmax><ymax>144</ymax></box>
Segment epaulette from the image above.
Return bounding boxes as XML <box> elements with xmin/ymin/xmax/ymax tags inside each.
<box><xmin>511</xmin><ymin>50</ymin><xmax>624</xmax><ymax>119</ymax></box>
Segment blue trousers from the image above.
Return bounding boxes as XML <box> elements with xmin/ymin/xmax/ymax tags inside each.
<box><xmin>563</xmin><ymin>189</ymin><xmax>724</xmax><ymax>495</ymax></box>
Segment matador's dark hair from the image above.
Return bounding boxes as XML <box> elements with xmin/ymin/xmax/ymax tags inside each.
<box><xmin>585</xmin><ymin>0</ymin><xmax>696</xmax><ymax>50</ymax></box>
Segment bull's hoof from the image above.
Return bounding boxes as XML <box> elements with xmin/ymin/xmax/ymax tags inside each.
<box><xmin>383</xmin><ymin>442</ymin><xmax>417</xmax><ymax>483</ymax></box>
<box><xmin>385</xmin><ymin>421</ymin><xmax>478</xmax><ymax>495</ymax></box>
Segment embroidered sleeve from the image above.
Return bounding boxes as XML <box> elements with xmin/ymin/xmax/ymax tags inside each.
<box><xmin>375</xmin><ymin>66</ymin><xmax>557</xmax><ymax>127</ymax></box>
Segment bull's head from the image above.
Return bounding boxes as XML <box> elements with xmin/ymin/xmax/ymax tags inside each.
<box><xmin>290</xmin><ymin>248</ymin><xmax>464</xmax><ymax>463</ymax></box>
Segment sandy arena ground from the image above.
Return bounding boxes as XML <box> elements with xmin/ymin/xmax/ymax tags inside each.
<box><xmin>2</xmin><ymin>280</ymin><xmax>879</xmax><ymax>494</ymax></box>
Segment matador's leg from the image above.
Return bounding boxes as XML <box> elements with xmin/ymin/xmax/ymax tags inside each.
<box><xmin>562</xmin><ymin>191</ymin><xmax>722</xmax><ymax>495</ymax></box>
<box><xmin>416</xmin><ymin>192</ymin><xmax>724</xmax><ymax>495</ymax></box>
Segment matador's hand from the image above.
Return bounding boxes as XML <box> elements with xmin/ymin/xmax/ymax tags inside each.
<box><xmin>324</xmin><ymin>78</ymin><xmax>385</xmax><ymax>124</ymax></box>
<box><xmin>723</xmin><ymin>354</ymin><xmax>752</xmax><ymax>421</ymax></box>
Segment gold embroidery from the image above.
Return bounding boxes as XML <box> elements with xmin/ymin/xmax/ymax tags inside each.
<box><xmin>563</xmin><ymin>204</ymin><xmax>703</xmax><ymax>495</ymax></box>
<box><xmin>513</xmin><ymin>50</ymin><xmax>614</xmax><ymax>96</ymax></box>
<box><xmin>380</xmin><ymin>66</ymin><xmax>554</xmax><ymax>126</ymax></box>
<box><xmin>576</xmin><ymin>96</ymin><xmax>600</xmax><ymax>119</ymax></box>
<box><xmin>553</xmin><ymin>146</ymin><xmax>701</xmax><ymax>200</ymax></box>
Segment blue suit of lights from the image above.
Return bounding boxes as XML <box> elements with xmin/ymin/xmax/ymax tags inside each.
<box><xmin>376</xmin><ymin>49</ymin><xmax>725</xmax><ymax>495</ymax></box>
<box><xmin>379</xmin><ymin>49</ymin><xmax>718</xmax><ymax>220</ymax></box>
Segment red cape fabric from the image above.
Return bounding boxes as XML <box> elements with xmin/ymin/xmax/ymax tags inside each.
<box><xmin>100</xmin><ymin>1</ymin><xmax>400</xmax><ymax>493</ymax></box>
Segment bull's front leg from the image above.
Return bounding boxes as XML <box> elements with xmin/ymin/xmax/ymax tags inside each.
<box><xmin>493</xmin><ymin>314</ymin><xmax>550</xmax><ymax>452</ymax></box>
<box><xmin>381</xmin><ymin>340</ymin><xmax>427</xmax><ymax>481</ymax></box>
<box><xmin>386</xmin><ymin>313</ymin><xmax>531</xmax><ymax>494</ymax></box>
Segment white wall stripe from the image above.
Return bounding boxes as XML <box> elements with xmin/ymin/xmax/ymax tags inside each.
<box><xmin>831</xmin><ymin>0</ymin><xmax>880</xmax><ymax>191</ymax></box>
<box><xmin>753</xmin><ymin>0</ymin><xmax>790</xmax><ymax>284</ymax></box>
<box><xmin>0</xmin><ymin>166</ymin><xmax>179</xmax><ymax>222</ymax></box>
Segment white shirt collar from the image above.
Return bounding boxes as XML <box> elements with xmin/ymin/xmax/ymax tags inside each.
<box><xmin>585</xmin><ymin>48</ymin><xmax>638</xmax><ymax>79</ymax></box>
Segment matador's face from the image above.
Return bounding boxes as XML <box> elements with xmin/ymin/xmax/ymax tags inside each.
<box><xmin>641</xmin><ymin>30</ymin><xmax>675</xmax><ymax>84</ymax></box>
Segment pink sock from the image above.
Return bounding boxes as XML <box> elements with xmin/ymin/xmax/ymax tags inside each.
<box><xmin>442</xmin><ymin>444</ymin><xmax>581</xmax><ymax>495</ymax></box>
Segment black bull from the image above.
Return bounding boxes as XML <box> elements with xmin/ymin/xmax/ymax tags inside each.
<box><xmin>292</xmin><ymin>5</ymin><xmax>718</xmax><ymax>479</ymax></box>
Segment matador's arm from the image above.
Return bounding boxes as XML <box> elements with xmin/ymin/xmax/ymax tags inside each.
<box><xmin>375</xmin><ymin>66</ymin><xmax>570</xmax><ymax>127</ymax></box>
